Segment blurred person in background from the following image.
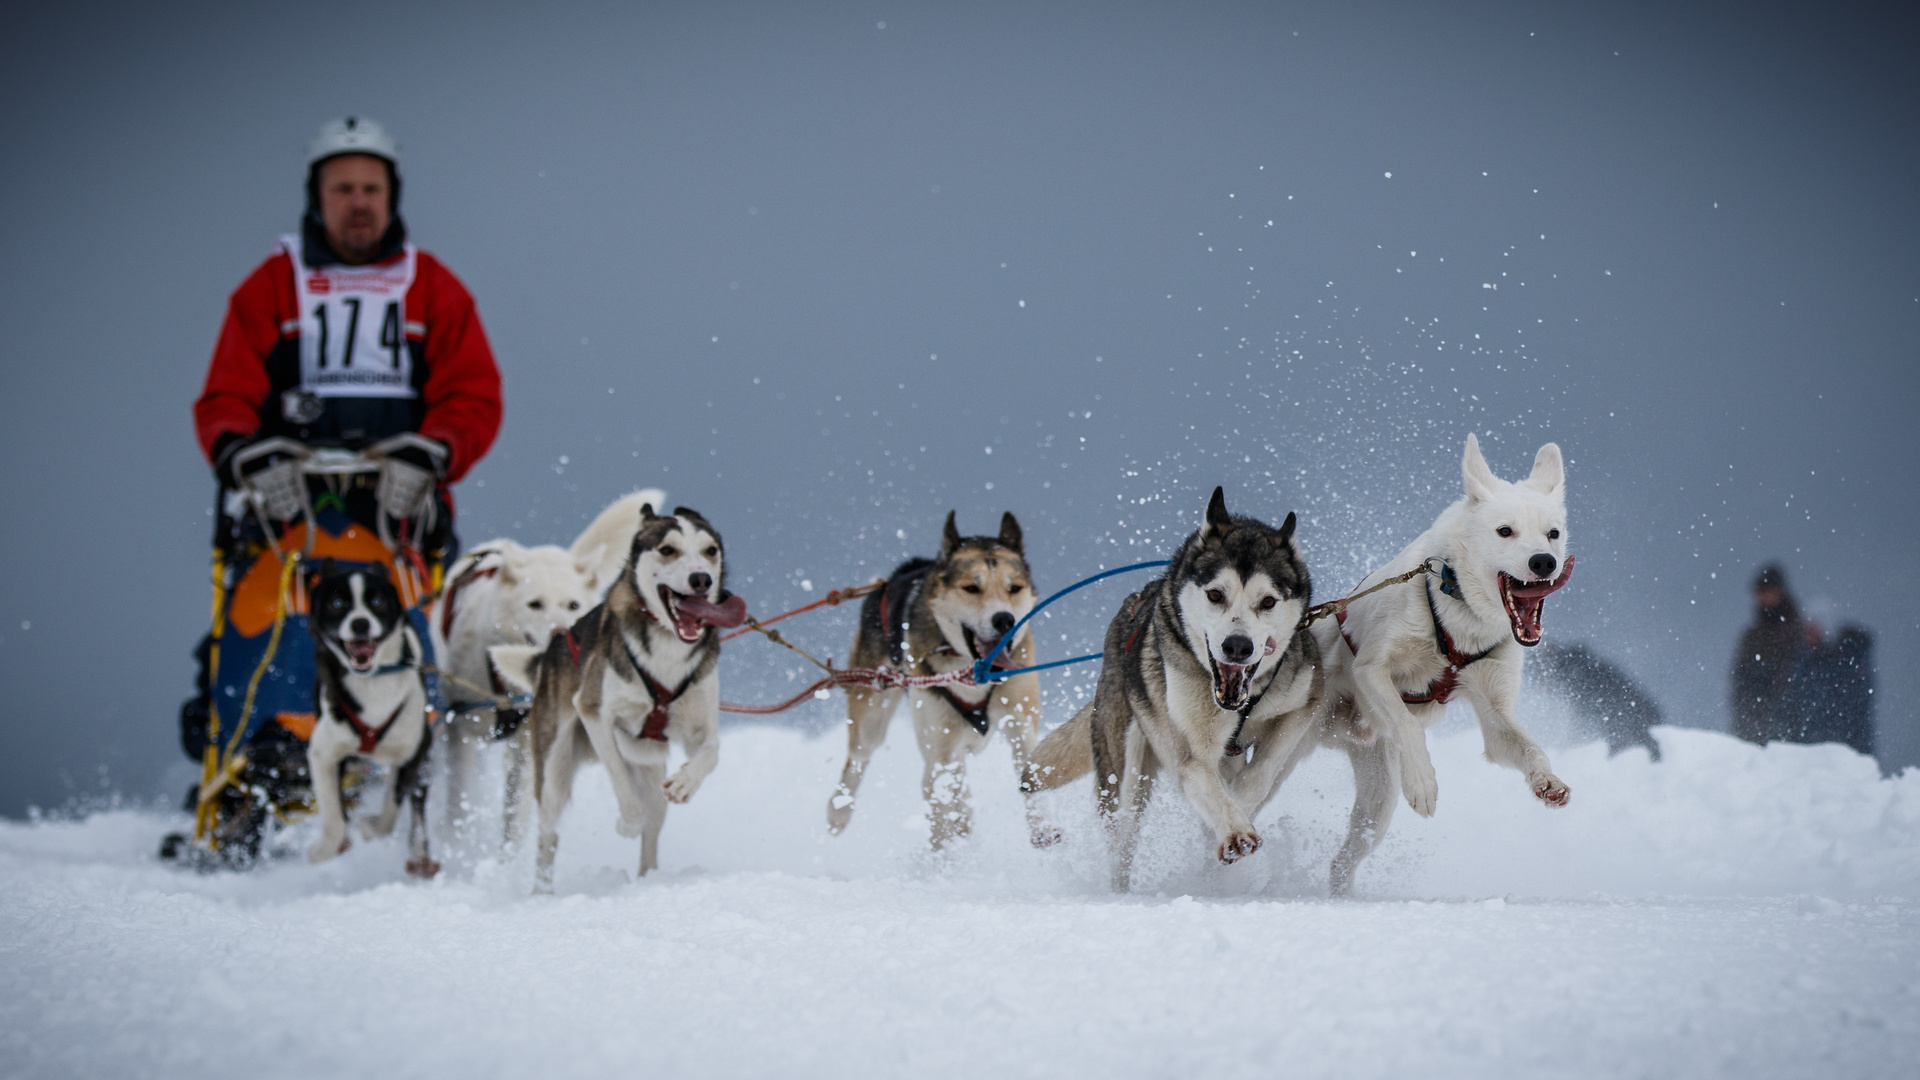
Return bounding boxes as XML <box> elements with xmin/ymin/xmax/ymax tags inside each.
<box><xmin>1789</xmin><ymin>599</ymin><xmax>1876</xmax><ymax>757</ymax></box>
<box><xmin>1729</xmin><ymin>563</ymin><xmax>1802</xmax><ymax>745</ymax></box>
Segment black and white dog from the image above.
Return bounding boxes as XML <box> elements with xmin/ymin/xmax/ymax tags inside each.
<box><xmin>305</xmin><ymin>561</ymin><xmax>438</xmax><ymax>878</ymax></box>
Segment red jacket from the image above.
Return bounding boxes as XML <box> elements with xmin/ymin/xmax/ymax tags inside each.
<box><xmin>194</xmin><ymin>247</ymin><xmax>502</xmax><ymax>484</ymax></box>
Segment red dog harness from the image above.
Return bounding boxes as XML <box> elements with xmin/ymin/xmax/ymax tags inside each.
<box><xmin>1337</xmin><ymin>577</ymin><xmax>1494</xmax><ymax>706</ymax></box>
<box><xmin>555</xmin><ymin>625</ymin><xmax>692</xmax><ymax>743</ymax></box>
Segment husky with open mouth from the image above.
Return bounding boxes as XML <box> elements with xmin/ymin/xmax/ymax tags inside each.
<box><xmin>430</xmin><ymin>489</ymin><xmax>663</xmax><ymax>861</ymax></box>
<box><xmin>490</xmin><ymin>504</ymin><xmax>745</xmax><ymax>887</ymax></box>
<box><xmin>305</xmin><ymin>561</ymin><xmax>438</xmax><ymax>877</ymax></box>
<box><xmin>826</xmin><ymin>511</ymin><xmax>1057</xmax><ymax>849</ymax></box>
<box><xmin>1026</xmin><ymin>488</ymin><xmax>1323</xmax><ymax>891</ymax></box>
<box><xmin>1306</xmin><ymin>434</ymin><xmax>1574</xmax><ymax>895</ymax></box>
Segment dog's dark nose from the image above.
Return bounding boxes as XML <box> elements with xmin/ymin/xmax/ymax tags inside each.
<box><xmin>349</xmin><ymin>616</ymin><xmax>371</xmax><ymax>637</ymax></box>
<box><xmin>1221</xmin><ymin>634</ymin><xmax>1255</xmax><ymax>664</ymax></box>
<box><xmin>1529</xmin><ymin>553</ymin><xmax>1558</xmax><ymax>580</ymax></box>
<box><xmin>991</xmin><ymin>611</ymin><xmax>1016</xmax><ymax>636</ymax></box>
<box><xmin>687</xmin><ymin>571</ymin><xmax>713</xmax><ymax>593</ymax></box>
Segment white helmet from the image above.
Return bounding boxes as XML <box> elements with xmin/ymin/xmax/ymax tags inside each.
<box><xmin>306</xmin><ymin>116</ymin><xmax>400</xmax><ymax>169</ymax></box>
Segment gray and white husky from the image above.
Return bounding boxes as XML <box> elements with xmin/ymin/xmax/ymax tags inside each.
<box><xmin>430</xmin><ymin>489</ymin><xmax>663</xmax><ymax>856</ymax></box>
<box><xmin>1029</xmin><ymin>488</ymin><xmax>1322</xmax><ymax>891</ymax></box>
<box><xmin>491</xmin><ymin>504</ymin><xmax>745</xmax><ymax>887</ymax></box>
<box><xmin>1307</xmin><ymin>433</ymin><xmax>1574</xmax><ymax>895</ymax></box>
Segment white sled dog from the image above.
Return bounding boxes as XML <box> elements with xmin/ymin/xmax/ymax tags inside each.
<box><xmin>491</xmin><ymin>504</ymin><xmax>745</xmax><ymax>887</ymax></box>
<box><xmin>1026</xmin><ymin>488</ymin><xmax>1323</xmax><ymax>890</ymax></box>
<box><xmin>431</xmin><ymin>489</ymin><xmax>662</xmax><ymax>852</ymax></box>
<box><xmin>1308</xmin><ymin>433</ymin><xmax>1574</xmax><ymax>895</ymax></box>
<box><xmin>304</xmin><ymin>561</ymin><xmax>438</xmax><ymax>877</ymax></box>
<box><xmin>826</xmin><ymin>511</ymin><xmax>1058</xmax><ymax>850</ymax></box>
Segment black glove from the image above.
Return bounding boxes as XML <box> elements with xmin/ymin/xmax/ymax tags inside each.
<box><xmin>385</xmin><ymin>438</ymin><xmax>448</xmax><ymax>479</ymax></box>
<box><xmin>212</xmin><ymin>432</ymin><xmax>290</xmax><ymax>489</ymax></box>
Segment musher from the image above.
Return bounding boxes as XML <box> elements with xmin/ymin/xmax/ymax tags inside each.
<box><xmin>169</xmin><ymin>117</ymin><xmax>501</xmax><ymax>863</ymax></box>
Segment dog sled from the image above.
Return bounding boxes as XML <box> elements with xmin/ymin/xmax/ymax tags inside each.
<box><xmin>174</xmin><ymin>435</ymin><xmax>449</xmax><ymax>866</ymax></box>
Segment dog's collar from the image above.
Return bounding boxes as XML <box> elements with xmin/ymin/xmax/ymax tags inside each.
<box><xmin>369</xmin><ymin>635</ymin><xmax>417</xmax><ymax>678</ymax></box>
<box><xmin>1438</xmin><ymin>562</ymin><xmax>1463</xmax><ymax>600</ymax></box>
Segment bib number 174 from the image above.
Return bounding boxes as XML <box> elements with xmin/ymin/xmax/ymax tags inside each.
<box><xmin>312</xmin><ymin>298</ymin><xmax>403</xmax><ymax>369</ymax></box>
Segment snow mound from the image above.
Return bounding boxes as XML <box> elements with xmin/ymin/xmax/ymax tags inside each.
<box><xmin>3</xmin><ymin>724</ymin><xmax>1917</xmax><ymax>1078</ymax></box>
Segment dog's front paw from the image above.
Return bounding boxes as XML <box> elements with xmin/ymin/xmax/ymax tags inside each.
<box><xmin>405</xmin><ymin>856</ymin><xmax>442</xmax><ymax>879</ymax></box>
<box><xmin>663</xmin><ymin>772</ymin><xmax>700</xmax><ymax>805</ymax></box>
<box><xmin>1531</xmin><ymin>773</ymin><xmax>1570</xmax><ymax>808</ymax></box>
<box><xmin>308</xmin><ymin>832</ymin><xmax>349</xmax><ymax>864</ymax></box>
<box><xmin>1401</xmin><ymin>756</ymin><xmax>1439</xmax><ymax>817</ymax></box>
<box><xmin>826</xmin><ymin>789</ymin><xmax>855</xmax><ymax>834</ymax></box>
<box><xmin>1028</xmin><ymin>822</ymin><xmax>1064</xmax><ymax>849</ymax></box>
<box><xmin>1216</xmin><ymin>830</ymin><xmax>1261</xmax><ymax>864</ymax></box>
<box><xmin>615</xmin><ymin>815</ymin><xmax>645</xmax><ymax>839</ymax></box>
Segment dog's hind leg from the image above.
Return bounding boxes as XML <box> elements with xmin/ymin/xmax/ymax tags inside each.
<box><xmin>827</xmin><ymin>686</ymin><xmax>901</xmax><ymax>835</ymax></box>
<box><xmin>398</xmin><ymin>736</ymin><xmax>440</xmax><ymax>879</ymax></box>
<box><xmin>1329</xmin><ymin>737</ymin><xmax>1399</xmax><ymax>897</ymax></box>
<box><xmin>501</xmin><ymin>728</ymin><xmax>531</xmax><ymax>855</ymax></box>
<box><xmin>1101</xmin><ymin>730</ymin><xmax>1155</xmax><ymax>892</ymax></box>
<box><xmin>995</xmin><ymin>674</ymin><xmax>1060</xmax><ymax>847</ymax></box>
<box><xmin>627</xmin><ymin>758</ymin><xmax>670</xmax><ymax>876</ymax></box>
<box><xmin>534</xmin><ymin>724</ymin><xmax>585</xmax><ymax>892</ymax></box>
<box><xmin>439</xmin><ymin>715</ymin><xmax>480</xmax><ymax>852</ymax></box>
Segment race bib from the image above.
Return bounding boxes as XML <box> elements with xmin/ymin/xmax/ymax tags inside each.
<box><xmin>283</xmin><ymin>235</ymin><xmax>418</xmax><ymax>399</ymax></box>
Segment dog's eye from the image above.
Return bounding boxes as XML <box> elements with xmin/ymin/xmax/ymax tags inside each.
<box><xmin>1259</xmin><ymin>596</ymin><xmax>1278</xmax><ymax>611</ymax></box>
<box><xmin>963</xmin><ymin>584</ymin><xmax>984</xmax><ymax>594</ymax></box>
<box><xmin>1547</xmin><ymin>528</ymin><xmax>1560</xmax><ymax>540</ymax></box>
<box><xmin>1008</xmin><ymin>583</ymin><xmax>1024</xmax><ymax>594</ymax></box>
<box><xmin>327</xmin><ymin>596</ymin><xmax>347</xmax><ymax>611</ymax></box>
<box><xmin>1206</xmin><ymin>588</ymin><xmax>1226</xmax><ymax>605</ymax></box>
<box><xmin>704</xmin><ymin>546</ymin><xmax>718</xmax><ymax>558</ymax></box>
<box><xmin>528</xmin><ymin>599</ymin><xmax>544</xmax><ymax>610</ymax></box>
<box><xmin>1496</xmin><ymin>526</ymin><xmax>1514</xmax><ymax>538</ymax></box>
<box><xmin>658</xmin><ymin>546</ymin><xmax>678</xmax><ymax>560</ymax></box>
<box><xmin>568</xmin><ymin>600</ymin><xmax>580</xmax><ymax>610</ymax></box>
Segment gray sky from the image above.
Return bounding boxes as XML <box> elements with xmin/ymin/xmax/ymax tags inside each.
<box><xmin>1</xmin><ymin>0</ymin><xmax>1915</xmax><ymax>816</ymax></box>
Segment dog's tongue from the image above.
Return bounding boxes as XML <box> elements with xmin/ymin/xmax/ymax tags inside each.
<box><xmin>1215</xmin><ymin>662</ymin><xmax>1251</xmax><ymax>709</ymax></box>
<box><xmin>1503</xmin><ymin>555</ymin><xmax>1575</xmax><ymax>646</ymax></box>
<box><xmin>346</xmin><ymin>639</ymin><xmax>380</xmax><ymax>667</ymax></box>
<box><xmin>675</xmin><ymin>593</ymin><xmax>748</xmax><ymax>636</ymax></box>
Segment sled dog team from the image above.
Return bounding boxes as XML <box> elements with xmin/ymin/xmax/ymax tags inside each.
<box><xmin>305</xmin><ymin>434</ymin><xmax>1573</xmax><ymax>894</ymax></box>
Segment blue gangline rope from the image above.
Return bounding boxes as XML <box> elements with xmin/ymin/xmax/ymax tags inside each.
<box><xmin>972</xmin><ymin>559</ymin><xmax>1170</xmax><ymax>684</ymax></box>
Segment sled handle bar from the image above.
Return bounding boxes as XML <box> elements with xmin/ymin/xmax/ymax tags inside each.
<box><xmin>229</xmin><ymin>433</ymin><xmax>445</xmax><ymax>478</ymax></box>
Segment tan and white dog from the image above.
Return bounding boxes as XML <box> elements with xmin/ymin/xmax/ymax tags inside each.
<box><xmin>827</xmin><ymin>511</ymin><xmax>1057</xmax><ymax>849</ymax></box>
<box><xmin>1307</xmin><ymin>434</ymin><xmax>1574</xmax><ymax>895</ymax></box>
<box><xmin>491</xmin><ymin>504</ymin><xmax>745</xmax><ymax>887</ymax></box>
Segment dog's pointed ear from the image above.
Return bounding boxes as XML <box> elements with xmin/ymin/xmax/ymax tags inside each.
<box><xmin>1525</xmin><ymin>442</ymin><xmax>1564</xmax><ymax>497</ymax></box>
<box><xmin>638</xmin><ymin>503</ymin><xmax>657</xmax><ymax>522</ymax></box>
<box><xmin>998</xmin><ymin>512</ymin><xmax>1024</xmax><ymax>554</ymax></box>
<box><xmin>1278</xmin><ymin>510</ymin><xmax>1297</xmax><ymax>543</ymax></box>
<box><xmin>940</xmin><ymin>511</ymin><xmax>961</xmax><ymax>558</ymax></box>
<box><xmin>1462</xmin><ymin>433</ymin><xmax>1499</xmax><ymax>504</ymax></box>
<box><xmin>1203</xmin><ymin>486</ymin><xmax>1231</xmax><ymax>536</ymax></box>
<box><xmin>573</xmin><ymin>556</ymin><xmax>599</xmax><ymax>593</ymax></box>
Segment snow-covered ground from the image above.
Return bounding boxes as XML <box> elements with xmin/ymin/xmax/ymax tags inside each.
<box><xmin>5</xmin><ymin>719</ymin><xmax>1918</xmax><ymax>1078</ymax></box>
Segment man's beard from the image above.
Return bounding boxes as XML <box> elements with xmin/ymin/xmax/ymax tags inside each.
<box><xmin>331</xmin><ymin>216</ymin><xmax>384</xmax><ymax>263</ymax></box>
